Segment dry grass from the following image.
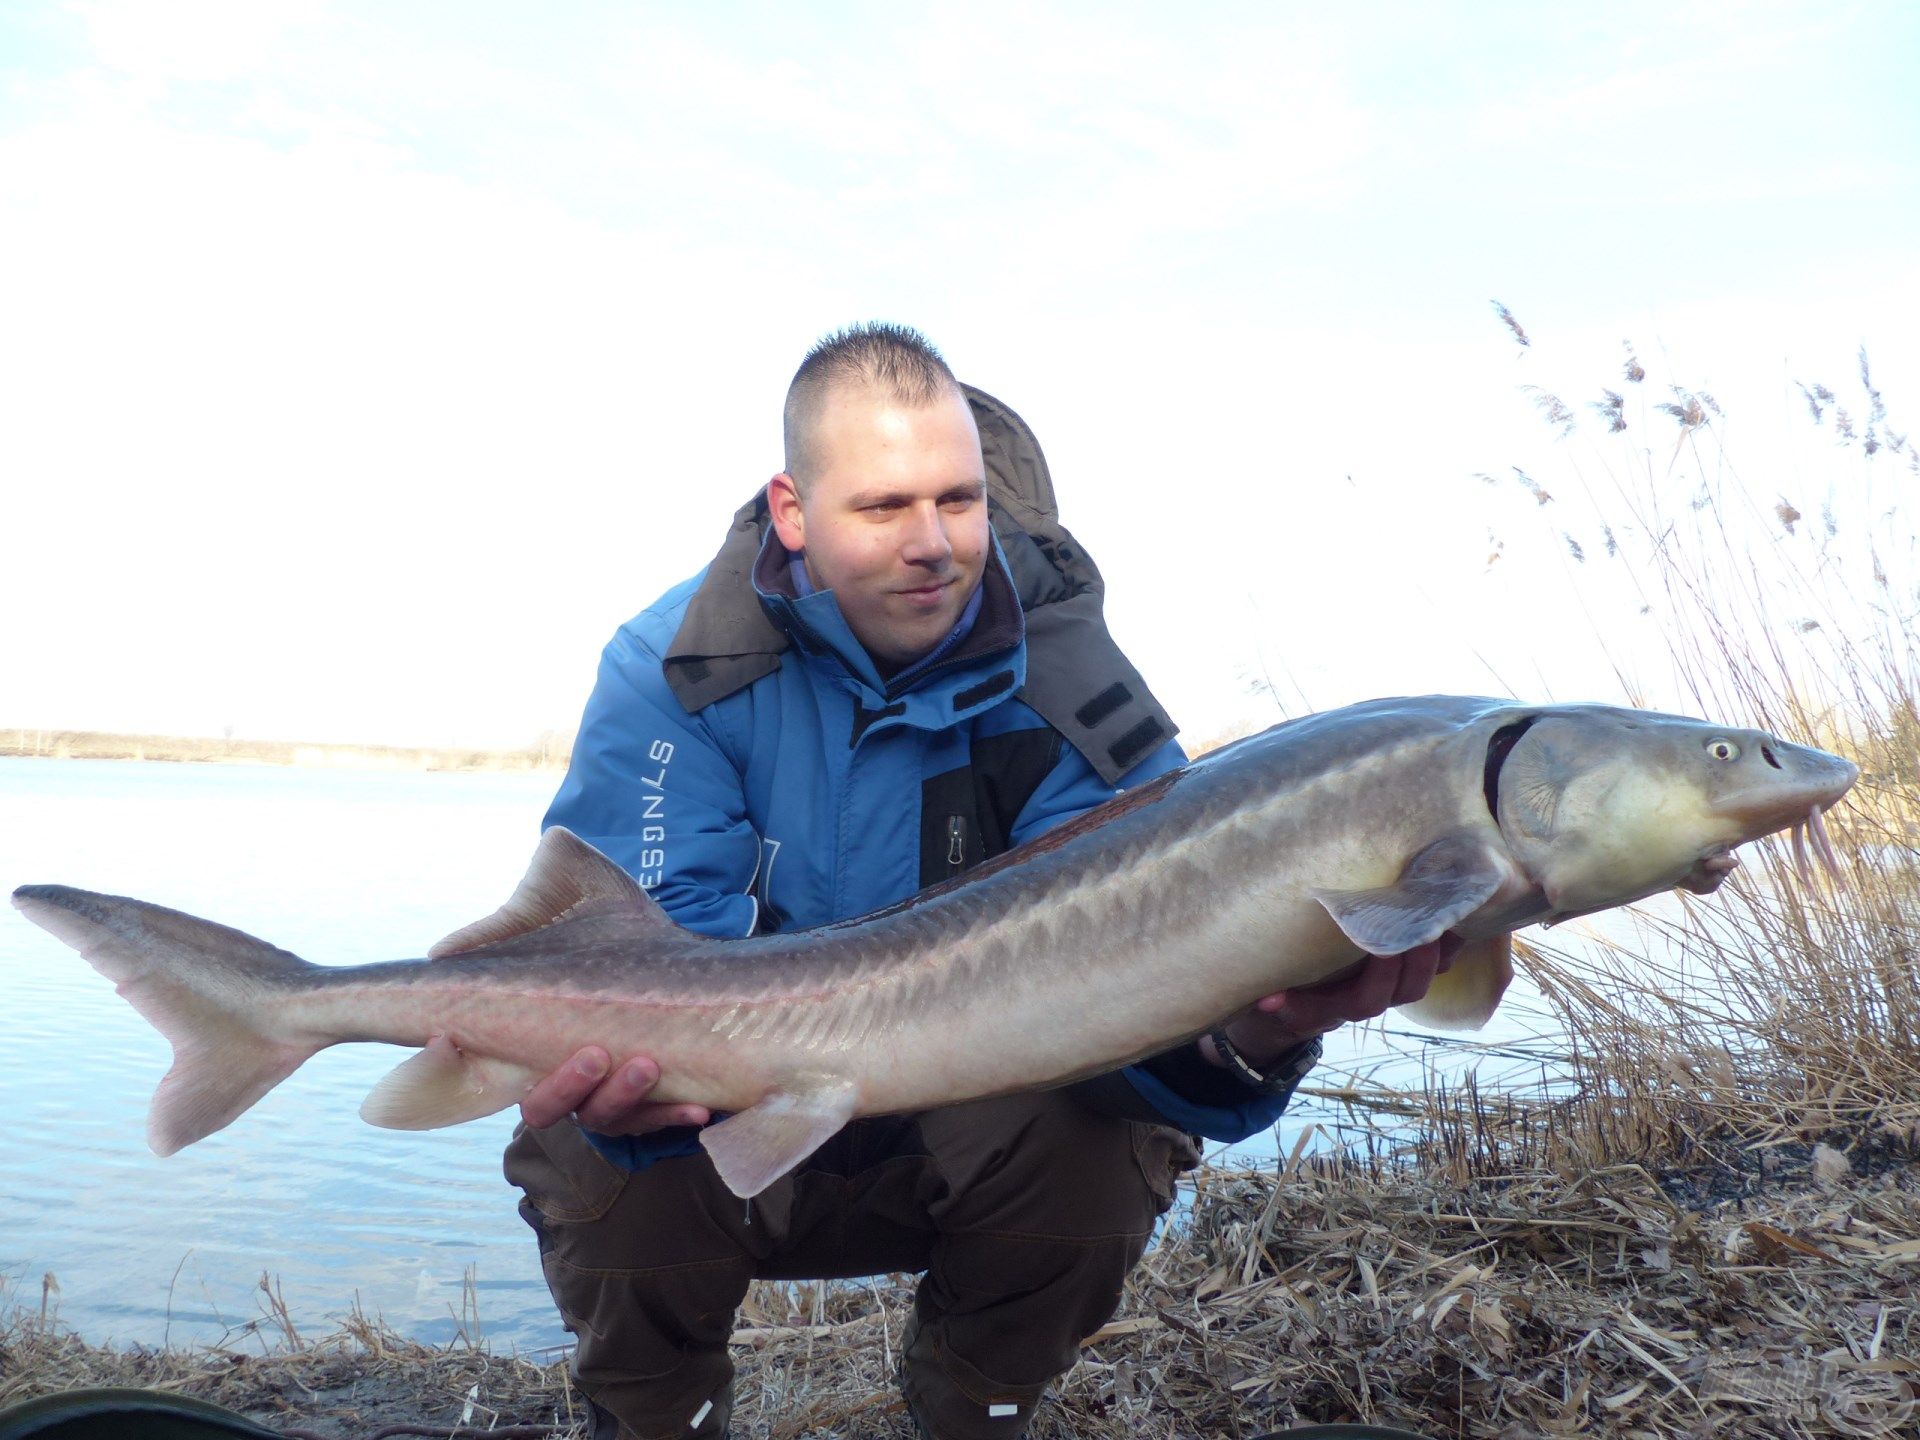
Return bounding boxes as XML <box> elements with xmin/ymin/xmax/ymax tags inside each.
<box><xmin>0</xmin><ymin>1282</ymin><xmax>585</xmax><ymax>1438</ymax></box>
<box><xmin>7</xmin><ymin>1151</ymin><xmax>1916</xmax><ymax>1438</ymax></box>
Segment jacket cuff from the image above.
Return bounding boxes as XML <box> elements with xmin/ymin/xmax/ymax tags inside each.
<box><xmin>1116</xmin><ymin>1040</ymin><xmax>1315</xmax><ymax>1142</ymax></box>
<box><xmin>1138</xmin><ymin>1038</ymin><xmax>1263</xmax><ymax>1107</ymax></box>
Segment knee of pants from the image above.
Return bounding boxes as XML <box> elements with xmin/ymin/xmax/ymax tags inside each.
<box><xmin>506</xmin><ymin>1124</ymin><xmax>757</xmax><ymax>1425</ymax></box>
<box><xmin>503</xmin><ymin>1123</ymin><xmax>775</xmax><ymax>1339</ymax></box>
<box><xmin>915</xmin><ymin>1091</ymin><xmax>1198</xmax><ymax>1239</ymax></box>
<box><xmin>505</xmin><ymin>1121</ymin><xmax>795</xmax><ymax>1266</ymax></box>
<box><xmin>907</xmin><ymin>1224</ymin><xmax>1151</xmax><ymax>1404</ymax></box>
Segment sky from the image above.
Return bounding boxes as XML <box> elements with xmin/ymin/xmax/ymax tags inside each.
<box><xmin>1</xmin><ymin>0</ymin><xmax>1916</xmax><ymax>750</ymax></box>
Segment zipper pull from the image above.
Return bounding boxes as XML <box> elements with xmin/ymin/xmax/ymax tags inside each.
<box><xmin>947</xmin><ymin>815</ymin><xmax>968</xmax><ymax>873</ymax></box>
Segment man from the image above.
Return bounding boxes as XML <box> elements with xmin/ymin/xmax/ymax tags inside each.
<box><xmin>506</xmin><ymin>324</ymin><xmax>1453</xmax><ymax>1440</ymax></box>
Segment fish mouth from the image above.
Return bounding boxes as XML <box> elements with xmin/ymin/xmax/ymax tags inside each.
<box><xmin>1677</xmin><ymin>847</ymin><xmax>1741</xmax><ymax>895</ymax></box>
<box><xmin>1686</xmin><ymin>804</ymin><xmax>1847</xmax><ymax>893</ymax></box>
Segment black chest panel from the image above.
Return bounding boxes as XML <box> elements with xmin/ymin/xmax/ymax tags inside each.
<box><xmin>917</xmin><ymin>727</ymin><xmax>1066</xmax><ymax>888</ymax></box>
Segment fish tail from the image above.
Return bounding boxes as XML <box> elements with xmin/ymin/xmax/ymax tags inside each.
<box><xmin>12</xmin><ymin>884</ymin><xmax>322</xmax><ymax>1155</ymax></box>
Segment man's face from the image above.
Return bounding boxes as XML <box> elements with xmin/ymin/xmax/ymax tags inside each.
<box><xmin>769</xmin><ymin>385</ymin><xmax>990</xmax><ymax>671</ymax></box>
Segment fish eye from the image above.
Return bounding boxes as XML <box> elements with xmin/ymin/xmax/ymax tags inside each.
<box><xmin>1706</xmin><ymin>738</ymin><xmax>1741</xmax><ymax>761</ymax></box>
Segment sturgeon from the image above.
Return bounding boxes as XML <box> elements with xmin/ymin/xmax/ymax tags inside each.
<box><xmin>13</xmin><ymin>696</ymin><xmax>1857</xmax><ymax>1198</ymax></box>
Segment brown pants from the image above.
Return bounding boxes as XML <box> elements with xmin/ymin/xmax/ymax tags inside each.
<box><xmin>503</xmin><ymin>1092</ymin><xmax>1199</xmax><ymax>1440</ymax></box>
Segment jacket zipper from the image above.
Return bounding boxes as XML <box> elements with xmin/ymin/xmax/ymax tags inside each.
<box><xmin>947</xmin><ymin>815</ymin><xmax>969</xmax><ymax>877</ymax></box>
<box><xmin>886</xmin><ymin>648</ymin><xmax>1015</xmax><ymax>703</ymax></box>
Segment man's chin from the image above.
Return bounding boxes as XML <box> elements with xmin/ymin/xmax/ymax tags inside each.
<box><xmin>861</xmin><ymin>612</ymin><xmax>957</xmax><ymax>671</ymax></box>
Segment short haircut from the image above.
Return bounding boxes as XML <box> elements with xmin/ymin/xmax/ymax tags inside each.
<box><xmin>782</xmin><ymin>322</ymin><xmax>961</xmax><ymax>489</ymax></box>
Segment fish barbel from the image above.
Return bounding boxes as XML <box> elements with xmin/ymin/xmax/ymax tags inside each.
<box><xmin>12</xmin><ymin>696</ymin><xmax>1858</xmax><ymax>1197</ymax></box>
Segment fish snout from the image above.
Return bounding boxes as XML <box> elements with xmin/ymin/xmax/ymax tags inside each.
<box><xmin>1714</xmin><ymin>736</ymin><xmax>1858</xmax><ymax>887</ymax></box>
<box><xmin>1788</xmin><ymin>742</ymin><xmax>1860</xmax><ymax>808</ymax></box>
<box><xmin>1715</xmin><ymin>736</ymin><xmax>1858</xmax><ymax>831</ymax></box>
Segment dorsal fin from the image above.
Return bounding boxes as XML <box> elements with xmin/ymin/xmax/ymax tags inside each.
<box><xmin>429</xmin><ymin>827</ymin><xmax>677</xmax><ymax>958</ymax></box>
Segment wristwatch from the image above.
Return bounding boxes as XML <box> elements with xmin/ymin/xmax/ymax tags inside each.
<box><xmin>1206</xmin><ymin>1027</ymin><xmax>1323</xmax><ymax>1095</ymax></box>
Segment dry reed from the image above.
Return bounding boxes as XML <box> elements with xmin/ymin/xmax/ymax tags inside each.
<box><xmin>1456</xmin><ymin>316</ymin><xmax>1920</xmax><ymax>1191</ymax></box>
<box><xmin>6</xmin><ymin>1150</ymin><xmax>1915</xmax><ymax>1438</ymax></box>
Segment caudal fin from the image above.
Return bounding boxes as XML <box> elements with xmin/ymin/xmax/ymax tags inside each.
<box><xmin>11</xmin><ymin>884</ymin><xmax>322</xmax><ymax>1155</ymax></box>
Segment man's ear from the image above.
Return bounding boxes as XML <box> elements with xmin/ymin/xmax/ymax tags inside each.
<box><xmin>767</xmin><ymin>472</ymin><xmax>806</xmax><ymax>551</ymax></box>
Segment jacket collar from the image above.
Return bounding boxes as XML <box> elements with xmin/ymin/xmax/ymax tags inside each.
<box><xmin>748</xmin><ymin>526</ymin><xmax>1024</xmax><ymax>703</ymax></box>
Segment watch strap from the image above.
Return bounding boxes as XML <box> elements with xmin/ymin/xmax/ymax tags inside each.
<box><xmin>1207</xmin><ymin>1028</ymin><xmax>1323</xmax><ymax>1095</ymax></box>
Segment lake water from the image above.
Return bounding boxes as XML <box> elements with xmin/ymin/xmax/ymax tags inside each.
<box><xmin>0</xmin><ymin>757</ymin><xmax>1565</xmax><ymax>1353</ymax></box>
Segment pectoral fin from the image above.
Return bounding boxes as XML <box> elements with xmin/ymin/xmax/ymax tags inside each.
<box><xmin>1313</xmin><ymin>833</ymin><xmax>1508</xmax><ymax>956</ymax></box>
<box><xmin>699</xmin><ymin>1076</ymin><xmax>858</xmax><ymax>1199</ymax></box>
<box><xmin>360</xmin><ymin>1035</ymin><xmax>545</xmax><ymax>1130</ymax></box>
<box><xmin>1394</xmin><ymin>932</ymin><xmax>1514</xmax><ymax>1031</ymax></box>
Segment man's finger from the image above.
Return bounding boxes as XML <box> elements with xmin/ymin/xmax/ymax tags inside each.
<box><xmin>1388</xmin><ymin>946</ymin><xmax>1441</xmax><ymax>1007</ymax></box>
<box><xmin>1247</xmin><ymin>931</ymin><xmax>1468</xmax><ymax>1030</ymax></box>
<box><xmin>575</xmin><ymin>1054</ymin><xmax>714</xmax><ymax>1136</ymax></box>
<box><xmin>570</xmin><ymin>1056</ymin><xmax>664</xmax><ymax>1130</ymax></box>
<box><xmin>520</xmin><ymin>1047</ymin><xmax>612</xmax><ymax>1130</ymax></box>
<box><xmin>1344</xmin><ymin>951</ymin><xmax>1403</xmax><ymax>1019</ymax></box>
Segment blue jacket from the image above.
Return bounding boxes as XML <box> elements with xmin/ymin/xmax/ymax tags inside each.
<box><xmin>546</xmin><ymin>405</ymin><xmax>1301</xmax><ymax>1170</ymax></box>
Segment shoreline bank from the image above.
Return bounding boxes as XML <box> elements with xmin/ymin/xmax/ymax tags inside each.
<box><xmin>6</xmin><ymin>1149</ymin><xmax>1914</xmax><ymax>1439</ymax></box>
<box><xmin>0</xmin><ymin>729</ymin><xmax>569</xmax><ymax>774</ymax></box>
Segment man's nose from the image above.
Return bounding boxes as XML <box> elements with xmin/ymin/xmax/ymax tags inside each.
<box><xmin>899</xmin><ymin>502</ymin><xmax>954</xmax><ymax>565</ymax></box>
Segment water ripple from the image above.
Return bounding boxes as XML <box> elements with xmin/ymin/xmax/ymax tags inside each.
<box><xmin>1</xmin><ymin>758</ymin><xmax>565</xmax><ymax>1351</ymax></box>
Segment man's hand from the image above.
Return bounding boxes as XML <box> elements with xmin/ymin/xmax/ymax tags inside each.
<box><xmin>1204</xmin><ymin>933</ymin><xmax>1466</xmax><ymax>1070</ymax></box>
<box><xmin>520</xmin><ymin>1048</ymin><xmax>713</xmax><ymax>1135</ymax></box>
